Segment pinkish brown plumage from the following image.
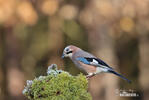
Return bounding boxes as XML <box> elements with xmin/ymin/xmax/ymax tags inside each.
<box><xmin>62</xmin><ymin>45</ymin><xmax>131</xmax><ymax>83</ymax></box>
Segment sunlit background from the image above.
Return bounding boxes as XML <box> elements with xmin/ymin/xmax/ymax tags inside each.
<box><xmin>0</xmin><ymin>0</ymin><xmax>149</xmax><ymax>100</ymax></box>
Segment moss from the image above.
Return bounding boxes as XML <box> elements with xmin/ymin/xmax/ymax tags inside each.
<box><xmin>23</xmin><ymin>64</ymin><xmax>92</xmax><ymax>100</ymax></box>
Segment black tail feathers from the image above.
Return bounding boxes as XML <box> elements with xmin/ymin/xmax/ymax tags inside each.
<box><xmin>108</xmin><ymin>70</ymin><xmax>131</xmax><ymax>83</ymax></box>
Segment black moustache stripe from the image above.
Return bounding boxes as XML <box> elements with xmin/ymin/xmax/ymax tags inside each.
<box><xmin>66</xmin><ymin>51</ymin><xmax>73</xmax><ymax>54</ymax></box>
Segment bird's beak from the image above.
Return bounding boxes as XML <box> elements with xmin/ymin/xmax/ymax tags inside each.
<box><xmin>61</xmin><ymin>53</ymin><xmax>65</xmax><ymax>59</ymax></box>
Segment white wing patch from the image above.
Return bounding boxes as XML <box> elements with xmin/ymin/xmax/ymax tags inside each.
<box><xmin>90</xmin><ymin>59</ymin><xmax>99</xmax><ymax>66</ymax></box>
<box><xmin>93</xmin><ymin>59</ymin><xmax>98</xmax><ymax>64</ymax></box>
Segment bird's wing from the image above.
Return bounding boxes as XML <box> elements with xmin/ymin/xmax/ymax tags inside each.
<box><xmin>76</xmin><ymin>57</ymin><xmax>131</xmax><ymax>83</ymax></box>
<box><xmin>76</xmin><ymin>57</ymin><xmax>113</xmax><ymax>69</ymax></box>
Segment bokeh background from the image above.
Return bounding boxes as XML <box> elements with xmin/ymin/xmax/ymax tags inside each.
<box><xmin>0</xmin><ymin>0</ymin><xmax>149</xmax><ymax>100</ymax></box>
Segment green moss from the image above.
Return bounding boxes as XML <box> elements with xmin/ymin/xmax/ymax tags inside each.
<box><xmin>23</xmin><ymin>64</ymin><xmax>92</xmax><ymax>100</ymax></box>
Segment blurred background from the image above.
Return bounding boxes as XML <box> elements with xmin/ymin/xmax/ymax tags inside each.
<box><xmin>0</xmin><ymin>0</ymin><xmax>149</xmax><ymax>100</ymax></box>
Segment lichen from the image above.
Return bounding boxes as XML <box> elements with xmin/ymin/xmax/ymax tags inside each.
<box><xmin>23</xmin><ymin>64</ymin><xmax>92</xmax><ymax>100</ymax></box>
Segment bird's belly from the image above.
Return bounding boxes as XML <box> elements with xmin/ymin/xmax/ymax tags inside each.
<box><xmin>95</xmin><ymin>67</ymin><xmax>108</xmax><ymax>74</ymax></box>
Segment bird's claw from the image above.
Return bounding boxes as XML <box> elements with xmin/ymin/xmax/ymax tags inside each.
<box><xmin>86</xmin><ymin>73</ymin><xmax>95</xmax><ymax>79</ymax></box>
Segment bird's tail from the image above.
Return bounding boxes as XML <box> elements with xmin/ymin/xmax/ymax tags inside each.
<box><xmin>108</xmin><ymin>70</ymin><xmax>131</xmax><ymax>83</ymax></box>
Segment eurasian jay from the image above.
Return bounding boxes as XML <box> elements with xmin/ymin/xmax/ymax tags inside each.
<box><xmin>62</xmin><ymin>45</ymin><xmax>131</xmax><ymax>83</ymax></box>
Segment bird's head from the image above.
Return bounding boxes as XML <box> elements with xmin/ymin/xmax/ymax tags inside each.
<box><xmin>61</xmin><ymin>45</ymin><xmax>80</xmax><ymax>59</ymax></box>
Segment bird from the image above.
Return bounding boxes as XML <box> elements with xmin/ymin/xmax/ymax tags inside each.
<box><xmin>61</xmin><ymin>45</ymin><xmax>131</xmax><ymax>83</ymax></box>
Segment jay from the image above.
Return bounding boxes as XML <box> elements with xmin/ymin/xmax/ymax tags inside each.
<box><xmin>62</xmin><ymin>45</ymin><xmax>131</xmax><ymax>83</ymax></box>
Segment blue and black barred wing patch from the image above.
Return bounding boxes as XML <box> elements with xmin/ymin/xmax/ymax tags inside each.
<box><xmin>76</xmin><ymin>57</ymin><xmax>112</xmax><ymax>68</ymax></box>
<box><xmin>76</xmin><ymin>57</ymin><xmax>90</xmax><ymax>65</ymax></box>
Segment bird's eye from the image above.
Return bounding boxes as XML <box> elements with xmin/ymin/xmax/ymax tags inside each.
<box><xmin>66</xmin><ymin>48</ymin><xmax>69</xmax><ymax>51</ymax></box>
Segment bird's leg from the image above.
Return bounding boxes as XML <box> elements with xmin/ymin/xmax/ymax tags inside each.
<box><xmin>86</xmin><ymin>73</ymin><xmax>95</xmax><ymax>79</ymax></box>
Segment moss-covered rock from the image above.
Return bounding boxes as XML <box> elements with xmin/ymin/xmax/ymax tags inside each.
<box><xmin>23</xmin><ymin>64</ymin><xmax>92</xmax><ymax>100</ymax></box>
